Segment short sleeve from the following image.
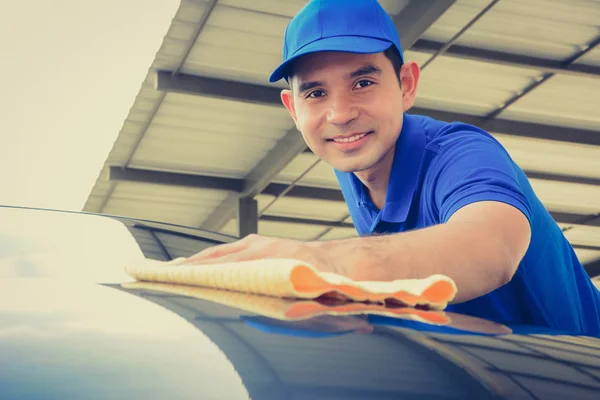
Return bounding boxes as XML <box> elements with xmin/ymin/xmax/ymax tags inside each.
<box><xmin>431</xmin><ymin>133</ymin><xmax>532</xmax><ymax>224</ymax></box>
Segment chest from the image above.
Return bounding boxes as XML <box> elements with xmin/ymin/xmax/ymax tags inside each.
<box><xmin>354</xmin><ymin>189</ymin><xmax>439</xmax><ymax>236</ymax></box>
<box><xmin>348</xmin><ymin>149</ymin><xmax>442</xmax><ymax>236</ymax></box>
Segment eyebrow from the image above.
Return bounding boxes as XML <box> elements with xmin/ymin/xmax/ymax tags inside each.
<box><xmin>346</xmin><ymin>64</ymin><xmax>381</xmax><ymax>79</ymax></box>
<box><xmin>298</xmin><ymin>80</ymin><xmax>324</xmax><ymax>93</ymax></box>
<box><xmin>296</xmin><ymin>64</ymin><xmax>382</xmax><ymax>93</ymax></box>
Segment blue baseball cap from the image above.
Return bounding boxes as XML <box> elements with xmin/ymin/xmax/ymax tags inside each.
<box><xmin>269</xmin><ymin>0</ymin><xmax>404</xmax><ymax>83</ymax></box>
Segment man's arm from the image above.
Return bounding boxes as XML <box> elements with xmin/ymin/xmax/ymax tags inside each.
<box><xmin>315</xmin><ymin>200</ymin><xmax>531</xmax><ymax>303</ymax></box>
<box><xmin>183</xmin><ymin>200</ymin><xmax>530</xmax><ymax>304</ymax></box>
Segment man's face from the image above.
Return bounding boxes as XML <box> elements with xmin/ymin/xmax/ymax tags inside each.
<box><xmin>281</xmin><ymin>51</ymin><xmax>411</xmax><ymax>173</ymax></box>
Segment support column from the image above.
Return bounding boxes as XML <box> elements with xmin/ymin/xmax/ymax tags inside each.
<box><xmin>237</xmin><ymin>197</ymin><xmax>258</xmax><ymax>238</ymax></box>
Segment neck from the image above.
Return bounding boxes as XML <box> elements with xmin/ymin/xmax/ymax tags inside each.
<box><xmin>354</xmin><ymin>145</ymin><xmax>395</xmax><ymax>210</ymax></box>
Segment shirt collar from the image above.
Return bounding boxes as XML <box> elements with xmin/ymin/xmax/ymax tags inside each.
<box><xmin>336</xmin><ymin>113</ymin><xmax>427</xmax><ymax>224</ymax></box>
<box><xmin>380</xmin><ymin>113</ymin><xmax>427</xmax><ymax>223</ymax></box>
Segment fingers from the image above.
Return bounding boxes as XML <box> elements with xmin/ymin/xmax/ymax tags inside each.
<box><xmin>166</xmin><ymin>257</ymin><xmax>188</xmax><ymax>265</ymax></box>
<box><xmin>189</xmin><ymin>250</ymin><xmax>258</xmax><ymax>265</ymax></box>
<box><xmin>182</xmin><ymin>234</ymin><xmax>259</xmax><ymax>264</ymax></box>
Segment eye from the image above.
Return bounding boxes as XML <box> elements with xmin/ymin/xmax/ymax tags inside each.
<box><xmin>354</xmin><ymin>80</ymin><xmax>374</xmax><ymax>89</ymax></box>
<box><xmin>306</xmin><ymin>90</ymin><xmax>325</xmax><ymax>99</ymax></box>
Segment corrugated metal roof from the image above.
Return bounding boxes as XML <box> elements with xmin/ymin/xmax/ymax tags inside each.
<box><xmin>421</xmin><ymin>0</ymin><xmax>600</xmax><ymax>59</ymax></box>
<box><xmin>129</xmin><ymin>93</ymin><xmax>292</xmax><ymax>177</ymax></box>
<box><xmin>103</xmin><ymin>182</ymin><xmax>230</xmax><ymax>226</ymax></box>
<box><xmin>565</xmin><ymin>225</ymin><xmax>600</xmax><ymax>248</ymax></box>
<box><xmin>257</xmin><ymin>195</ymin><xmax>349</xmax><ymax>221</ymax></box>
<box><xmin>410</xmin><ymin>50</ymin><xmax>541</xmax><ymax>116</ymax></box>
<box><xmin>498</xmin><ymin>74</ymin><xmax>600</xmax><ymax>131</ymax></box>
<box><xmin>575</xmin><ymin>249</ymin><xmax>600</xmax><ymax>265</ymax></box>
<box><xmin>529</xmin><ymin>180</ymin><xmax>600</xmax><ymax>214</ymax></box>
<box><xmin>84</xmin><ymin>0</ymin><xmax>600</xmax><ymax>268</ymax></box>
<box><xmin>492</xmin><ymin>135</ymin><xmax>600</xmax><ymax>179</ymax></box>
<box><xmin>578</xmin><ymin>47</ymin><xmax>600</xmax><ymax>66</ymax></box>
<box><xmin>274</xmin><ymin>154</ymin><xmax>338</xmax><ymax>188</ymax></box>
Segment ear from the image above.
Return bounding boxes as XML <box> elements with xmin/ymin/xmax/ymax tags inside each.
<box><xmin>399</xmin><ymin>61</ymin><xmax>420</xmax><ymax>112</ymax></box>
<box><xmin>281</xmin><ymin>89</ymin><xmax>298</xmax><ymax>126</ymax></box>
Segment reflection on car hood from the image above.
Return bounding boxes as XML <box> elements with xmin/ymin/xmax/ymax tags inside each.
<box><xmin>2</xmin><ymin>278</ymin><xmax>600</xmax><ymax>399</ymax></box>
<box><xmin>0</xmin><ymin>279</ymin><xmax>249</xmax><ymax>400</ymax></box>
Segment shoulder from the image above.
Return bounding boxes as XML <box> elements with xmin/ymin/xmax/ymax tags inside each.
<box><xmin>406</xmin><ymin>114</ymin><xmax>512</xmax><ymax>168</ymax></box>
<box><xmin>414</xmin><ymin>115</ymin><xmax>505</xmax><ymax>153</ymax></box>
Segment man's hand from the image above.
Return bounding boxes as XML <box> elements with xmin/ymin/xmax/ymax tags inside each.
<box><xmin>179</xmin><ymin>234</ymin><xmax>348</xmax><ymax>276</ymax></box>
<box><xmin>176</xmin><ymin>201</ymin><xmax>530</xmax><ymax>304</ymax></box>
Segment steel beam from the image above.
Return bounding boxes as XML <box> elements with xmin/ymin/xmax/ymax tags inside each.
<box><xmin>199</xmin><ymin>127</ymin><xmax>308</xmax><ymax>231</ymax></box>
<box><xmin>262</xmin><ymin>183</ymin><xmax>345</xmax><ymax>202</ymax></box>
<box><xmin>108</xmin><ymin>166</ymin><xmax>242</xmax><ymax>192</ymax></box>
<box><xmin>261</xmin><ymin>215</ymin><xmax>354</xmax><ymax>229</ymax></box>
<box><xmin>156</xmin><ymin>72</ymin><xmax>600</xmax><ymax>146</ymax></box>
<box><xmin>525</xmin><ymin>172</ymin><xmax>600</xmax><ymax>187</ymax></box>
<box><xmin>156</xmin><ymin>70</ymin><xmax>281</xmax><ymax>106</ymax></box>
<box><xmin>412</xmin><ymin>39</ymin><xmax>600</xmax><ymax>79</ymax></box>
<box><xmin>393</xmin><ymin>0</ymin><xmax>456</xmax><ymax>49</ymax></box>
<box><xmin>109</xmin><ymin>167</ymin><xmax>600</xmax><ymax>228</ymax></box>
<box><xmin>408</xmin><ymin>109</ymin><xmax>600</xmax><ymax>146</ymax></box>
<box><xmin>237</xmin><ymin>197</ymin><xmax>258</xmax><ymax>237</ymax></box>
<box><xmin>553</xmin><ymin>212</ymin><xmax>600</xmax><ymax>227</ymax></box>
<box><xmin>302</xmin><ymin>148</ymin><xmax>600</xmax><ymax>187</ymax></box>
<box><xmin>586</xmin><ymin>259</ymin><xmax>600</xmax><ymax>278</ymax></box>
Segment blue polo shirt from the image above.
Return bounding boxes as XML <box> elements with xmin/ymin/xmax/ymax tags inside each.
<box><xmin>335</xmin><ymin>113</ymin><xmax>600</xmax><ymax>337</ymax></box>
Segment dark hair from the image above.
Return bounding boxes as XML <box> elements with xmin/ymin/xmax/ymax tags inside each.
<box><xmin>383</xmin><ymin>45</ymin><xmax>403</xmax><ymax>86</ymax></box>
<box><xmin>287</xmin><ymin>45</ymin><xmax>404</xmax><ymax>87</ymax></box>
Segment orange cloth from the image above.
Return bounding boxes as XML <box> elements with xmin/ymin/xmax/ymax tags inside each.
<box><xmin>121</xmin><ymin>281</ymin><xmax>451</xmax><ymax>325</ymax></box>
<box><xmin>125</xmin><ymin>258</ymin><xmax>457</xmax><ymax>310</ymax></box>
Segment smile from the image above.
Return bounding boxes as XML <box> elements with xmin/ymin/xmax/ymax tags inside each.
<box><xmin>327</xmin><ymin>131</ymin><xmax>373</xmax><ymax>151</ymax></box>
<box><xmin>332</xmin><ymin>132</ymin><xmax>368</xmax><ymax>143</ymax></box>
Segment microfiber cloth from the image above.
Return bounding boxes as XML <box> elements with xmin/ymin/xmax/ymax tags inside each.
<box><xmin>121</xmin><ymin>281</ymin><xmax>452</xmax><ymax>325</ymax></box>
<box><xmin>124</xmin><ymin>258</ymin><xmax>457</xmax><ymax>310</ymax></box>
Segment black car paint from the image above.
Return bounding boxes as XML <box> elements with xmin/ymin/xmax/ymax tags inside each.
<box><xmin>1</xmin><ymin>206</ymin><xmax>599</xmax><ymax>399</ymax></box>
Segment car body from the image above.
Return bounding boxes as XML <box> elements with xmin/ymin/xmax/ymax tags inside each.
<box><xmin>1</xmin><ymin>205</ymin><xmax>600</xmax><ymax>400</ymax></box>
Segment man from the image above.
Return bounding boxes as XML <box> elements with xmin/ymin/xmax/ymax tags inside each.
<box><xmin>184</xmin><ymin>0</ymin><xmax>600</xmax><ymax>334</ymax></box>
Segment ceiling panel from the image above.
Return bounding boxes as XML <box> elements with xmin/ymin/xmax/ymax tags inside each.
<box><xmin>564</xmin><ymin>225</ymin><xmax>600</xmax><ymax>247</ymax></box>
<box><xmin>529</xmin><ymin>179</ymin><xmax>600</xmax><ymax>215</ymax></box>
<box><xmin>498</xmin><ymin>74</ymin><xmax>600</xmax><ymax>131</ymax></box>
<box><xmin>218</xmin><ymin>0</ymin><xmax>306</xmax><ymax>17</ymax></box>
<box><xmin>257</xmin><ymin>194</ymin><xmax>349</xmax><ymax>222</ymax></box>
<box><xmin>104</xmin><ymin>183</ymin><xmax>230</xmax><ymax>227</ymax></box>
<box><xmin>574</xmin><ymin>249</ymin><xmax>600</xmax><ymax>266</ymax></box>
<box><xmin>411</xmin><ymin>52</ymin><xmax>541</xmax><ymax>116</ymax></box>
<box><xmin>421</xmin><ymin>0</ymin><xmax>600</xmax><ymax>60</ymax></box>
<box><xmin>576</xmin><ymin>47</ymin><xmax>600</xmax><ymax>67</ymax></box>
<box><xmin>127</xmin><ymin>92</ymin><xmax>293</xmax><ymax>178</ymax></box>
<box><xmin>273</xmin><ymin>153</ymin><xmax>339</xmax><ymax>188</ymax></box>
<box><xmin>180</xmin><ymin>4</ymin><xmax>289</xmax><ymax>85</ymax></box>
<box><xmin>492</xmin><ymin>134</ymin><xmax>600</xmax><ymax>179</ymax></box>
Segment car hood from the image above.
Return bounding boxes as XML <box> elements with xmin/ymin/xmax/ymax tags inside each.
<box><xmin>2</xmin><ymin>278</ymin><xmax>600</xmax><ymax>400</ymax></box>
<box><xmin>0</xmin><ymin>279</ymin><xmax>250</xmax><ymax>400</ymax></box>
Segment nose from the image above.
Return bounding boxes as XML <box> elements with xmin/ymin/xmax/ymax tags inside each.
<box><xmin>326</xmin><ymin>93</ymin><xmax>359</xmax><ymax>126</ymax></box>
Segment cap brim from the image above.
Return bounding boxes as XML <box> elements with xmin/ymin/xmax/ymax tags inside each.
<box><xmin>269</xmin><ymin>36</ymin><xmax>394</xmax><ymax>83</ymax></box>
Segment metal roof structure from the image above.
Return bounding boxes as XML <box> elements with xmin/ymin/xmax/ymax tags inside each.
<box><xmin>84</xmin><ymin>0</ymin><xmax>600</xmax><ymax>274</ymax></box>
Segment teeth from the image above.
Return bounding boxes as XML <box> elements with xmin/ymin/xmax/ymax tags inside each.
<box><xmin>333</xmin><ymin>133</ymin><xmax>367</xmax><ymax>143</ymax></box>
